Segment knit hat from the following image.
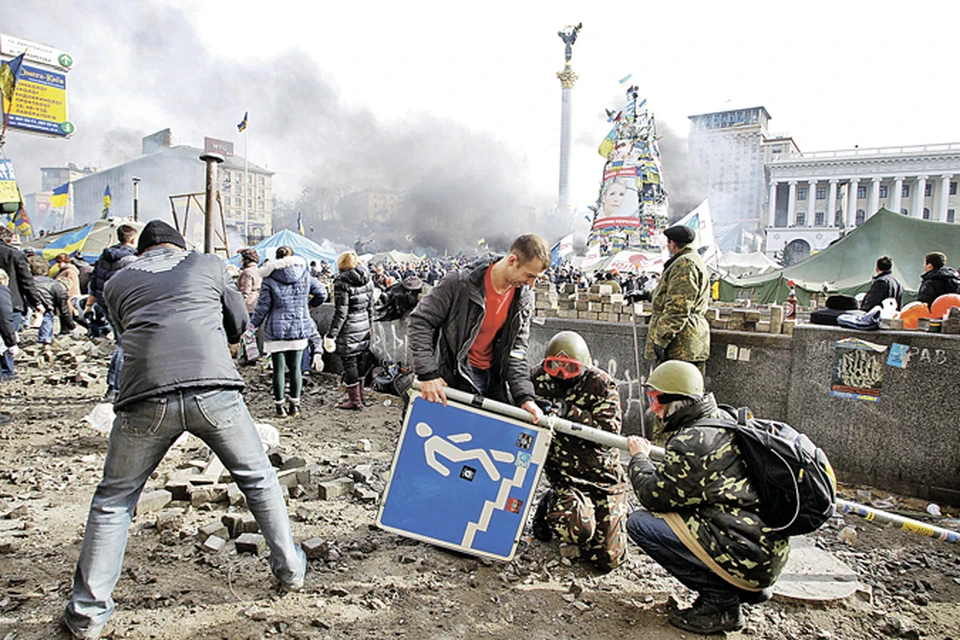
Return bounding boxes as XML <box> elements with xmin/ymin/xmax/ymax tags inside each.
<box><xmin>663</xmin><ymin>225</ymin><xmax>696</xmax><ymax>245</ymax></box>
<box><xmin>137</xmin><ymin>220</ymin><xmax>186</xmax><ymax>254</ymax></box>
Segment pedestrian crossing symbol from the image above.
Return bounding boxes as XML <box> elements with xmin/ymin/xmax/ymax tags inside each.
<box><xmin>377</xmin><ymin>394</ymin><xmax>552</xmax><ymax>561</ymax></box>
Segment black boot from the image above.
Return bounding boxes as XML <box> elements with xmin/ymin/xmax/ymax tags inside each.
<box><xmin>668</xmin><ymin>597</ymin><xmax>743</xmax><ymax>635</ymax></box>
<box><xmin>287</xmin><ymin>397</ymin><xmax>301</xmax><ymax>418</ymax></box>
<box><xmin>275</xmin><ymin>401</ymin><xmax>288</xmax><ymax>417</ymax></box>
<box><xmin>531</xmin><ymin>489</ymin><xmax>554</xmax><ymax>542</ymax></box>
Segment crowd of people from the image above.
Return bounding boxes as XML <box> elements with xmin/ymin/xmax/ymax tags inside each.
<box><xmin>1</xmin><ymin>220</ymin><xmax>959</xmax><ymax>638</ymax></box>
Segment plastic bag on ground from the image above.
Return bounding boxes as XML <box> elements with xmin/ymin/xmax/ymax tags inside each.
<box><xmin>256</xmin><ymin>423</ymin><xmax>279</xmax><ymax>451</ymax></box>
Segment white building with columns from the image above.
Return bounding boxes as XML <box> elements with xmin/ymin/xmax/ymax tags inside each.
<box><xmin>765</xmin><ymin>143</ymin><xmax>960</xmax><ymax>261</ymax></box>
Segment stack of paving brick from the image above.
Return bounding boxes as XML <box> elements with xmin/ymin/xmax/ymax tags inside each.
<box><xmin>534</xmin><ymin>282</ymin><xmax>646</xmax><ymax>324</ymax></box>
<box><xmin>707</xmin><ymin>304</ymin><xmax>796</xmax><ymax>336</ymax></box>
<box><xmin>942</xmin><ymin>307</ymin><xmax>960</xmax><ymax>334</ymax></box>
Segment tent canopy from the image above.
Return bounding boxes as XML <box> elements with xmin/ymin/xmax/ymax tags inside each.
<box><xmin>718</xmin><ymin>209</ymin><xmax>960</xmax><ymax>304</ymax></box>
<box><xmin>226</xmin><ymin>228</ymin><xmax>339</xmax><ymax>268</ymax></box>
<box><xmin>25</xmin><ymin>218</ymin><xmax>146</xmax><ymax>263</ymax></box>
<box><xmin>368</xmin><ymin>249</ymin><xmax>422</xmax><ymax>265</ymax></box>
<box><xmin>715</xmin><ymin>251</ymin><xmax>780</xmax><ymax>278</ymax></box>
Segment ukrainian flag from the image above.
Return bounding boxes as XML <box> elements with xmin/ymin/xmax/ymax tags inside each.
<box><xmin>598</xmin><ymin>126</ymin><xmax>618</xmax><ymax>159</ymax></box>
<box><xmin>41</xmin><ymin>223</ymin><xmax>94</xmax><ymax>261</ymax></box>
<box><xmin>50</xmin><ymin>182</ymin><xmax>69</xmax><ymax>208</ymax></box>
<box><xmin>297</xmin><ymin>212</ymin><xmax>305</xmax><ymax>236</ymax></box>
<box><xmin>237</xmin><ymin>111</ymin><xmax>248</xmax><ymax>133</ymax></box>
<box><xmin>101</xmin><ymin>185</ymin><xmax>111</xmax><ymax>219</ymax></box>
<box><xmin>10</xmin><ymin>199</ymin><xmax>32</xmax><ymax>237</ymax></box>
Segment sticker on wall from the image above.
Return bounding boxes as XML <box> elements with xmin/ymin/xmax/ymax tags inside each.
<box><xmin>886</xmin><ymin>343</ymin><xmax>910</xmax><ymax>369</ymax></box>
<box><xmin>830</xmin><ymin>338</ymin><xmax>888</xmax><ymax>402</ymax></box>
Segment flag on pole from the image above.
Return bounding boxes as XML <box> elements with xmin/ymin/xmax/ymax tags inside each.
<box><xmin>618</xmin><ymin>73</ymin><xmax>633</xmax><ymax>86</ymax></box>
<box><xmin>297</xmin><ymin>212</ymin><xmax>306</xmax><ymax>236</ymax></box>
<box><xmin>9</xmin><ymin>194</ymin><xmax>32</xmax><ymax>237</ymax></box>
<box><xmin>237</xmin><ymin>111</ymin><xmax>248</xmax><ymax>133</ymax></box>
<box><xmin>477</xmin><ymin>237</ymin><xmax>486</xmax><ymax>246</ymax></box>
<box><xmin>101</xmin><ymin>185</ymin><xmax>111</xmax><ymax>219</ymax></box>
<box><xmin>0</xmin><ymin>53</ymin><xmax>25</xmax><ymax>105</ymax></box>
<box><xmin>598</xmin><ymin>126</ymin><xmax>618</xmax><ymax>159</ymax></box>
<box><xmin>50</xmin><ymin>182</ymin><xmax>69</xmax><ymax>208</ymax></box>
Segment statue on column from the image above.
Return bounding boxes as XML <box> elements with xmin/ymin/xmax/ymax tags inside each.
<box><xmin>558</xmin><ymin>23</ymin><xmax>582</xmax><ymax>65</ymax></box>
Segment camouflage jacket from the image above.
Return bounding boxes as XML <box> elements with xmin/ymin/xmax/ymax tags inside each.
<box><xmin>533</xmin><ymin>365</ymin><xmax>628</xmax><ymax>494</ymax></box>
<box><xmin>644</xmin><ymin>245</ymin><xmax>710</xmax><ymax>362</ymax></box>
<box><xmin>628</xmin><ymin>394</ymin><xmax>790</xmax><ymax>589</ymax></box>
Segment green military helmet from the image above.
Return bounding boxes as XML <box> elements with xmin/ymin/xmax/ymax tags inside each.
<box><xmin>545</xmin><ymin>331</ymin><xmax>591</xmax><ymax>365</ymax></box>
<box><xmin>645</xmin><ymin>360</ymin><xmax>703</xmax><ymax>397</ymax></box>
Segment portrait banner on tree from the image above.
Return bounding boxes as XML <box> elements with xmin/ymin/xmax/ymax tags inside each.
<box><xmin>829</xmin><ymin>338</ymin><xmax>887</xmax><ymax>402</ymax></box>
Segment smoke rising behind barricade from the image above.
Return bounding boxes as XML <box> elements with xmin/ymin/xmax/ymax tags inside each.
<box><xmin>656</xmin><ymin>121</ymin><xmax>708</xmax><ymax>222</ymax></box>
<box><xmin>4</xmin><ymin>2</ymin><xmax>551</xmax><ymax>251</ymax></box>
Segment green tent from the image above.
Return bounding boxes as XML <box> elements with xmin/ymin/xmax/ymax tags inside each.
<box><xmin>717</xmin><ymin>209</ymin><xmax>960</xmax><ymax>305</ymax></box>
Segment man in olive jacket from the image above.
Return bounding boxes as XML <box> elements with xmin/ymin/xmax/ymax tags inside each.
<box><xmin>644</xmin><ymin>225</ymin><xmax>710</xmax><ymax>375</ymax></box>
<box><xmin>407</xmin><ymin>234</ymin><xmax>548</xmax><ymax>422</ymax></box>
<box><xmin>626</xmin><ymin>361</ymin><xmax>789</xmax><ymax>635</ymax></box>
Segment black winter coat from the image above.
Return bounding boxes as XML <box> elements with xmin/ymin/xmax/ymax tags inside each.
<box><xmin>90</xmin><ymin>244</ymin><xmax>137</xmax><ymax>308</ymax></box>
<box><xmin>918</xmin><ymin>266</ymin><xmax>960</xmax><ymax>308</ymax></box>
<box><xmin>0</xmin><ymin>285</ymin><xmax>16</xmax><ymax>347</ymax></box>
<box><xmin>861</xmin><ymin>271</ymin><xmax>903</xmax><ymax>311</ymax></box>
<box><xmin>328</xmin><ymin>266</ymin><xmax>374</xmax><ymax>357</ymax></box>
<box><xmin>407</xmin><ymin>256</ymin><xmax>536</xmax><ymax>405</ymax></box>
<box><xmin>0</xmin><ymin>243</ymin><xmax>39</xmax><ymax>312</ymax></box>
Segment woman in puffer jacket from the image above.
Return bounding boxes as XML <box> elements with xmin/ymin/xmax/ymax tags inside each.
<box><xmin>251</xmin><ymin>246</ymin><xmax>327</xmax><ymax>417</ymax></box>
<box><xmin>326</xmin><ymin>251</ymin><xmax>375</xmax><ymax>410</ymax></box>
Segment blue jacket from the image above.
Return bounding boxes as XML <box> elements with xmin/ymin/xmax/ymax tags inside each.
<box><xmin>90</xmin><ymin>244</ymin><xmax>137</xmax><ymax>309</ymax></box>
<box><xmin>250</xmin><ymin>255</ymin><xmax>327</xmax><ymax>342</ymax></box>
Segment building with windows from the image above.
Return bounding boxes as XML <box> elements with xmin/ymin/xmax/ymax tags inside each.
<box><xmin>68</xmin><ymin>132</ymin><xmax>273</xmax><ymax>245</ymax></box>
<box><xmin>690</xmin><ymin>106</ymin><xmax>960</xmax><ymax>261</ymax></box>
<box><xmin>766</xmin><ymin>143</ymin><xmax>960</xmax><ymax>261</ymax></box>
<box><xmin>688</xmin><ymin>107</ymin><xmax>801</xmax><ymax>251</ymax></box>
<box><xmin>339</xmin><ymin>188</ymin><xmax>401</xmax><ymax>223</ymax></box>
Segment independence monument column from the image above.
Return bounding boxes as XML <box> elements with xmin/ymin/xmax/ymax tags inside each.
<box><xmin>556</xmin><ymin>23</ymin><xmax>581</xmax><ymax>215</ymax></box>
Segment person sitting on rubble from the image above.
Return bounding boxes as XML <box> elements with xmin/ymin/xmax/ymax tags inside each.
<box><xmin>625</xmin><ymin>361</ymin><xmax>789</xmax><ymax>635</ymax></box>
<box><xmin>374</xmin><ymin>275</ymin><xmax>423</xmax><ymax>322</ymax></box>
<box><xmin>530</xmin><ymin>331</ymin><xmax>629</xmax><ymax>572</ymax></box>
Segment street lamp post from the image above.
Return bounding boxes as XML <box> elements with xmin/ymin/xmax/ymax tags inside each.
<box><xmin>132</xmin><ymin>177</ymin><xmax>141</xmax><ymax>222</ymax></box>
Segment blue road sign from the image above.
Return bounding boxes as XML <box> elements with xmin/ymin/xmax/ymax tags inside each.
<box><xmin>377</xmin><ymin>394</ymin><xmax>552</xmax><ymax>561</ymax></box>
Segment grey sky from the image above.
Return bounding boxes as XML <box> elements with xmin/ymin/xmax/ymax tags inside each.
<box><xmin>4</xmin><ymin>0</ymin><xmax>960</xmax><ymax>215</ymax></box>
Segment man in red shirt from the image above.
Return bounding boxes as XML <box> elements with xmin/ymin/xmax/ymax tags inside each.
<box><xmin>408</xmin><ymin>234</ymin><xmax>549</xmax><ymax>422</ymax></box>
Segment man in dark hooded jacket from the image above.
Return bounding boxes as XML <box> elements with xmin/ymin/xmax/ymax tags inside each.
<box><xmin>917</xmin><ymin>251</ymin><xmax>960</xmax><ymax>309</ymax></box>
<box><xmin>0</xmin><ymin>227</ymin><xmax>41</xmax><ymax>379</ymax></box>
<box><xmin>87</xmin><ymin>225</ymin><xmax>138</xmax><ymax>401</ymax></box>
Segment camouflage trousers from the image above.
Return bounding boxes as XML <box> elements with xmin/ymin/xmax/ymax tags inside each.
<box><xmin>543</xmin><ymin>484</ymin><xmax>629</xmax><ymax>571</ymax></box>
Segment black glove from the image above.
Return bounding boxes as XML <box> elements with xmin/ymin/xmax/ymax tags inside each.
<box><xmin>653</xmin><ymin>343</ymin><xmax>668</xmax><ymax>363</ymax></box>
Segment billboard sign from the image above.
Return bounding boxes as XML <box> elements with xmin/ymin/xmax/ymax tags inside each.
<box><xmin>2</xmin><ymin>62</ymin><xmax>73</xmax><ymax>137</ymax></box>
<box><xmin>0</xmin><ymin>159</ymin><xmax>19</xmax><ymax>205</ymax></box>
<box><xmin>204</xmin><ymin>136</ymin><xmax>234</xmax><ymax>157</ymax></box>
<box><xmin>0</xmin><ymin>33</ymin><xmax>73</xmax><ymax>71</ymax></box>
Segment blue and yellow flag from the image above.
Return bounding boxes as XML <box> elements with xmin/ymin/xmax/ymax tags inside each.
<box><xmin>50</xmin><ymin>182</ymin><xmax>69</xmax><ymax>208</ymax></box>
<box><xmin>297</xmin><ymin>212</ymin><xmax>306</xmax><ymax>236</ymax></box>
<box><xmin>7</xmin><ymin>196</ymin><xmax>32</xmax><ymax>237</ymax></box>
<box><xmin>41</xmin><ymin>223</ymin><xmax>94</xmax><ymax>261</ymax></box>
<box><xmin>0</xmin><ymin>53</ymin><xmax>25</xmax><ymax>104</ymax></box>
<box><xmin>101</xmin><ymin>185</ymin><xmax>111</xmax><ymax>219</ymax></box>
<box><xmin>598</xmin><ymin>126</ymin><xmax>618</xmax><ymax>159</ymax></box>
<box><xmin>237</xmin><ymin>111</ymin><xmax>248</xmax><ymax>133</ymax></box>
<box><xmin>477</xmin><ymin>237</ymin><xmax>486</xmax><ymax>246</ymax></box>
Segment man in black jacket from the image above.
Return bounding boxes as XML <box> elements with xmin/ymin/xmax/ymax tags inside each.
<box><xmin>918</xmin><ymin>251</ymin><xmax>960</xmax><ymax>309</ymax></box>
<box><xmin>87</xmin><ymin>224</ymin><xmax>138</xmax><ymax>401</ymax></box>
<box><xmin>860</xmin><ymin>255</ymin><xmax>903</xmax><ymax>311</ymax></box>
<box><xmin>63</xmin><ymin>221</ymin><xmax>305</xmax><ymax>639</ymax></box>
<box><xmin>407</xmin><ymin>234</ymin><xmax>549</xmax><ymax>422</ymax></box>
<box><xmin>0</xmin><ymin>227</ymin><xmax>41</xmax><ymax>380</ymax></box>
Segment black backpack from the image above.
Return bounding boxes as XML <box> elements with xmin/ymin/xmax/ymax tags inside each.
<box><xmin>696</xmin><ymin>406</ymin><xmax>837</xmax><ymax>537</ymax></box>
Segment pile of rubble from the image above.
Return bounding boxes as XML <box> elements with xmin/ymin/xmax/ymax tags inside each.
<box><xmin>15</xmin><ymin>335</ymin><xmax>110</xmax><ymax>387</ymax></box>
<box><xmin>134</xmin><ymin>438</ymin><xmax>386</xmax><ymax>560</ymax></box>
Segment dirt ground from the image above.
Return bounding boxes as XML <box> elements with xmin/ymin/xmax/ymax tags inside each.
<box><xmin>1</xmin><ymin>335</ymin><xmax>959</xmax><ymax>640</ymax></box>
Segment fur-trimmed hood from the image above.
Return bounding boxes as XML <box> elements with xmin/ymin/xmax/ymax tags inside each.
<box><xmin>260</xmin><ymin>255</ymin><xmax>307</xmax><ymax>284</ymax></box>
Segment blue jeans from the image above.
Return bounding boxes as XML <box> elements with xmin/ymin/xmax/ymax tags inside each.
<box><xmin>63</xmin><ymin>388</ymin><xmax>306</xmax><ymax>636</ymax></box>
<box><xmin>1</xmin><ymin>311</ymin><xmax>22</xmax><ymax>376</ymax></box>
<box><xmin>626</xmin><ymin>509</ymin><xmax>742</xmax><ymax>605</ymax></box>
<box><xmin>38</xmin><ymin>312</ymin><xmax>54</xmax><ymax>344</ymax></box>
